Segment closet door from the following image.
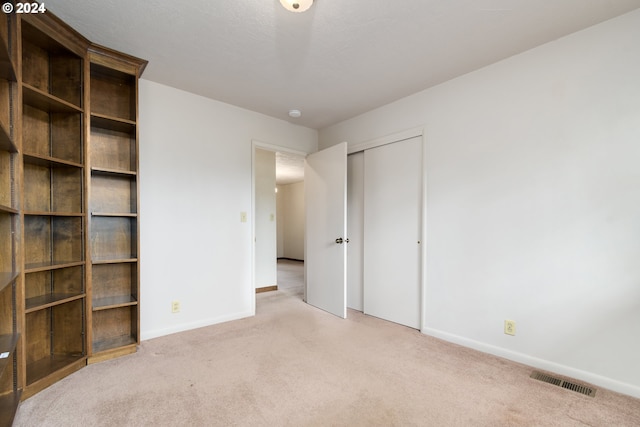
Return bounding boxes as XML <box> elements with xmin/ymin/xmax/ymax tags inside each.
<box><xmin>347</xmin><ymin>152</ymin><xmax>364</xmax><ymax>311</ymax></box>
<box><xmin>364</xmin><ymin>136</ymin><xmax>422</xmax><ymax>328</ymax></box>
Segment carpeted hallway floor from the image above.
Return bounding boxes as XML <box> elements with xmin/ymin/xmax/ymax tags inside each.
<box><xmin>13</xmin><ymin>260</ymin><xmax>640</xmax><ymax>426</ymax></box>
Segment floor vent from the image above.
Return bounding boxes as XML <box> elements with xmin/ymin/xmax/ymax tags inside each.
<box><xmin>530</xmin><ymin>371</ymin><xmax>596</xmax><ymax>397</ymax></box>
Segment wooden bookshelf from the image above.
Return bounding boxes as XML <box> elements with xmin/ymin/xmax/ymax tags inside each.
<box><xmin>0</xmin><ymin>5</ymin><xmax>20</xmax><ymax>425</ymax></box>
<box><xmin>87</xmin><ymin>61</ymin><xmax>140</xmax><ymax>367</ymax></box>
<box><xmin>0</xmin><ymin>5</ymin><xmax>147</xmax><ymax>411</ymax></box>
<box><xmin>20</xmin><ymin>12</ymin><xmax>88</xmax><ymax>400</ymax></box>
<box><xmin>87</xmin><ymin>48</ymin><xmax>145</xmax><ymax>360</ymax></box>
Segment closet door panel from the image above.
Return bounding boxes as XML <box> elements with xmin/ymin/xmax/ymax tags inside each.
<box><xmin>347</xmin><ymin>152</ymin><xmax>364</xmax><ymax>311</ymax></box>
<box><xmin>364</xmin><ymin>137</ymin><xmax>422</xmax><ymax>328</ymax></box>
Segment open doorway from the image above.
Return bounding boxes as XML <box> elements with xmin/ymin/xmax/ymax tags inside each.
<box><xmin>253</xmin><ymin>144</ymin><xmax>306</xmax><ymax>303</ymax></box>
<box><xmin>274</xmin><ymin>151</ymin><xmax>305</xmax><ymax>298</ymax></box>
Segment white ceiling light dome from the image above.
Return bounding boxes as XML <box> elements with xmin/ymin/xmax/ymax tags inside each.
<box><xmin>280</xmin><ymin>0</ymin><xmax>313</xmax><ymax>13</ymax></box>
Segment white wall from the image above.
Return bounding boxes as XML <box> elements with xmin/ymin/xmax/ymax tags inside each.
<box><xmin>276</xmin><ymin>187</ymin><xmax>284</xmax><ymax>258</ymax></box>
<box><xmin>254</xmin><ymin>148</ymin><xmax>277</xmax><ymax>288</ymax></box>
<box><xmin>276</xmin><ymin>181</ymin><xmax>305</xmax><ymax>260</ymax></box>
<box><xmin>139</xmin><ymin>80</ymin><xmax>317</xmax><ymax>340</ymax></box>
<box><xmin>319</xmin><ymin>10</ymin><xmax>640</xmax><ymax>398</ymax></box>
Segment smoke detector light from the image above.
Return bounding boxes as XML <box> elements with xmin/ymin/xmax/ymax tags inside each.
<box><xmin>288</xmin><ymin>109</ymin><xmax>302</xmax><ymax>118</ymax></box>
<box><xmin>280</xmin><ymin>0</ymin><xmax>313</xmax><ymax>13</ymax></box>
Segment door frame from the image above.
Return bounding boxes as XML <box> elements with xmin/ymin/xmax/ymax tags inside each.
<box><xmin>348</xmin><ymin>126</ymin><xmax>428</xmax><ymax>332</ymax></box>
<box><xmin>250</xmin><ymin>139</ymin><xmax>309</xmax><ymax>316</ymax></box>
<box><xmin>251</xmin><ymin>125</ymin><xmax>428</xmax><ymax>331</ymax></box>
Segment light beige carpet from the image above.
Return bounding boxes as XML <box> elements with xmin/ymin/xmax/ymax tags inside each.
<box><xmin>14</xmin><ymin>261</ymin><xmax>640</xmax><ymax>426</ymax></box>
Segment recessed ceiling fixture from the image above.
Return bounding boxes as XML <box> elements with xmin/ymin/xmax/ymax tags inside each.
<box><xmin>288</xmin><ymin>109</ymin><xmax>302</xmax><ymax>118</ymax></box>
<box><xmin>280</xmin><ymin>0</ymin><xmax>313</xmax><ymax>13</ymax></box>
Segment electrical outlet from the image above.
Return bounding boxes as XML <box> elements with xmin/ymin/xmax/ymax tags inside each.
<box><xmin>504</xmin><ymin>319</ymin><xmax>516</xmax><ymax>336</ymax></box>
<box><xmin>171</xmin><ymin>300</ymin><xmax>180</xmax><ymax>313</ymax></box>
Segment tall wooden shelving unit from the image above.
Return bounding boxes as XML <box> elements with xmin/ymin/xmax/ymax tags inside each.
<box><xmin>87</xmin><ymin>46</ymin><xmax>145</xmax><ymax>364</ymax></box>
<box><xmin>20</xmin><ymin>14</ymin><xmax>88</xmax><ymax>399</ymax></box>
<box><xmin>0</xmin><ymin>6</ymin><xmax>20</xmax><ymax>426</ymax></box>
<box><xmin>0</xmin><ymin>6</ymin><xmax>146</xmax><ymax>419</ymax></box>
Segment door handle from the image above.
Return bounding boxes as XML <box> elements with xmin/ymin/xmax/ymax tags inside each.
<box><xmin>335</xmin><ymin>238</ymin><xmax>350</xmax><ymax>244</ymax></box>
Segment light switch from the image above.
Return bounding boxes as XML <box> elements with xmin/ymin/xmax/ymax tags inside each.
<box><xmin>240</xmin><ymin>212</ymin><xmax>247</xmax><ymax>223</ymax></box>
<box><xmin>270</xmin><ymin>213</ymin><xmax>275</xmax><ymax>221</ymax></box>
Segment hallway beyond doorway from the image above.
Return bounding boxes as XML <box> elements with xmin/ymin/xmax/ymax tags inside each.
<box><xmin>277</xmin><ymin>259</ymin><xmax>303</xmax><ymax>298</ymax></box>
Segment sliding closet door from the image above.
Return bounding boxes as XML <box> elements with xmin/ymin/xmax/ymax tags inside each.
<box><xmin>347</xmin><ymin>152</ymin><xmax>364</xmax><ymax>311</ymax></box>
<box><xmin>364</xmin><ymin>136</ymin><xmax>422</xmax><ymax>329</ymax></box>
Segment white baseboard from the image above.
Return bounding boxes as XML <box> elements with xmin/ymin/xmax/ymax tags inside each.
<box><xmin>421</xmin><ymin>327</ymin><xmax>640</xmax><ymax>399</ymax></box>
<box><xmin>141</xmin><ymin>310</ymin><xmax>254</xmax><ymax>341</ymax></box>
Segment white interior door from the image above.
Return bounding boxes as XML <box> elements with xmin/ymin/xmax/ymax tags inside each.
<box><xmin>364</xmin><ymin>136</ymin><xmax>422</xmax><ymax>328</ymax></box>
<box><xmin>305</xmin><ymin>142</ymin><xmax>348</xmax><ymax>318</ymax></box>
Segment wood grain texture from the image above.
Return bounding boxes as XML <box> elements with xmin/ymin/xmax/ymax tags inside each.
<box><xmin>91</xmin><ymin>306</ymin><xmax>136</xmax><ymax>348</ymax></box>
<box><xmin>90</xmin><ymin>174</ymin><xmax>136</xmax><ymax>214</ymax></box>
<box><xmin>90</xmin><ymin>65</ymin><xmax>134</xmax><ymax>121</ymax></box>
<box><xmin>0</xmin><ymin>214</ymin><xmax>13</xmax><ymax>274</ymax></box>
<box><xmin>88</xmin><ymin>44</ymin><xmax>147</xmax><ymax>78</ymax></box>
<box><xmin>22</xmin><ymin>357</ymin><xmax>85</xmax><ymax>400</ymax></box>
<box><xmin>24</xmin><ymin>216</ymin><xmax>83</xmax><ymax>266</ymax></box>
<box><xmin>90</xmin><ymin>126</ymin><xmax>135</xmax><ymax>172</ymax></box>
<box><xmin>91</xmin><ymin>263</ymin><xmax>137</xmax><ymax>301</ymax></box>
<box><xmin>0</xmin><ymin>8</ymin><xmax>19</xmax><ymax>412</ymax></box>
<box><xmin>0</xmin><ymin>152</ymin><xmax>12</xmax><ymax>207</ymax></box>
<box><xmin>90</xmin><ymin>217</ymin><xmax>136</xmax><ymax>261</ymax></box>
<box><xmin>25</xmin><ymin>266</ymin><xmax>83</xmax><ymax>302</ymax></box>
<box><xmin>87</xmin><ymin>343</ymin><xmax>135</xmax><ymax>364</ymax></box>
<box><xmin>256</xmin><ymin>286</ymin><xmax>278</xmax><ymax>293</ymax></box>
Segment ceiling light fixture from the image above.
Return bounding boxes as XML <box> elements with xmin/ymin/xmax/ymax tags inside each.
<box><xmin>288</xmin><ymin>109</ymin><xmax>302</xmax><ymax>118</ymax></box>
<box><xmin>280</xmin><ymin>0</ymin><xmax>313</xmax><ymax>13</ymax></box>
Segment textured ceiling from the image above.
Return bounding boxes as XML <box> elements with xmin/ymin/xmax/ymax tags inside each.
<box><xmin>48</xmin><ymin>0</ymin><xmax>640</xmax><ymax>129</ymax></box>
<box><xmin>275</xmin><ymin>151</ymin><xmax>305</xmax><ymax>185</ymax></box>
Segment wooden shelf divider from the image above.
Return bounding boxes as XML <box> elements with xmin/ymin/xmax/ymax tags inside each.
<box><xmin>24</xmin><ymin>260</ymin><xmax>85</xmax><ymax>273</ymax></box>
<box><xmin>0</xmin><ymin>272</ymin><xmax>18</xmax><ymax>292</ymax></box>
<box><xmin>0</xmin><ymin>120</ymin><xmax>16</xmax><ymax>152</ymax></box>
<box><xmin>91</xmin><ymin>258</ymin><xmax>138</xmax><ymax>265</ymax></box>
<box><xmin>91</xmin><ymin>212</ymin><xmax>137</xmax><ymax>217</ymax></box>
<box><xmin>25</xmin><ymin>292</ymin><xmax>86</xmax><ymax>313</ymax></box>
<box><xmin>22</xmin><ymin>83</ymin><xmax>83</xmax><ymax>113</ymax></box>
<box><xmin>0</xmin><ymin>333</ymin><xmax>19</xmax><ymax>372</ymax></box>
<box><xmin>0</xmin><ymin>204</ymin><xmax>18</xmax><ymax>214</ymax></box>
<box><xmin>93</xmin><ymin>295</ymin><xmax>137</xmax><ymax>311</ymax></box>
<box><xmin>91</xmin><ymin>166</ymin><xmax>136</xmax><ymax>177</ymax></box>
<box><xmin>25</xmin><ymin>354</ymin><xmax>86</xmax><ymax>387</ymax></box>
<box><xmin>91</xmin><ymin>113</ymin><xmax>136</xmax><ymax>132</ymax></box>
<box><xmin>23</xmin><ymin>153</ymin><xmax>83</xmax><ymax>169</ymax></box>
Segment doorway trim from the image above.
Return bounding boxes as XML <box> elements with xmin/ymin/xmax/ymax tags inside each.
<box><xmin>250</xmin><ymin>139</ymin><xmax>309</xmax><ymax>316</ymax></box>
<box><xmin>348</xmin><ymin>126</ymin><xmax>424</xmax><ymax>154</ymax></box>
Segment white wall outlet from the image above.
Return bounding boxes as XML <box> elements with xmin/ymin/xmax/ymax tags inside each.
<box><xmin>240</xmin><ymin>212</ymin><xmax>247</xmax><ymax>223</ymax></box>
<box><xmin>171</xmin><ymin>300</ymin><xmax>180</xmax><ymax>313</ymax></box>
<box><xmin>504</xmin><ymin>319</ymin><xmax>516</xmax><ymax>336</ymax></box>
